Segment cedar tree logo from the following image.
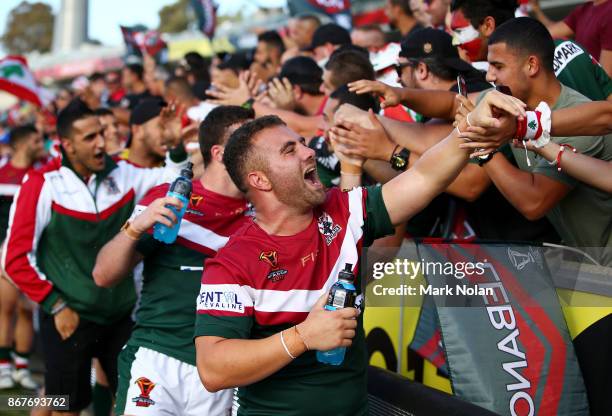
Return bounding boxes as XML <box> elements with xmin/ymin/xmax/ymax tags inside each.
<box><xmin>528</xmin><ymin>120</ymin><xmax>537</xmax><ymax>131</ymax></box>
<box><xmin>132</xmin><ymin>377</ymin><xmax>156</xmax><ymax>407</ymax></box>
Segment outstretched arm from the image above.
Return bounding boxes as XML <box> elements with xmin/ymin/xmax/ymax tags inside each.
<box><xmin>457</xmin><ymin>93</ymin><xmax>612</xmax><ymax>151</ymax></box>
<box><xmin>382</xmin><ymin>127</ymin><xmax>471</xmax><ymax>226</ymax></box>
<box><xmin>530</xmin><ymin>142</ymin><xmax>612</xmax><ymax>193</ymax></box>
<box><xmin>348</xmin><ymin>79</ymin><xmax>484</xmax><ymax>120</ymax></box>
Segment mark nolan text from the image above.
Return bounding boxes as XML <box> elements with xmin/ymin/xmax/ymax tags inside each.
<box><xmin>372</xmin><ymin>284</ymin><xmax>494</xmax><ymax>297</ymax></box>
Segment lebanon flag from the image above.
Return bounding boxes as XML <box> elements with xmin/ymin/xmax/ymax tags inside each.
<box><xmin>0</xmin><ymin>56</ymin><xmax>43</xmax><ymax>107</ymax></box>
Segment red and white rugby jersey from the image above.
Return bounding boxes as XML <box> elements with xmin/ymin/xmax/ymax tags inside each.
<box><xmin>194</xmin><ymin>185</ymin><xmax>393</xmax><ymax>416</ymax></box>
<box><xmin>195</xmin><ymin>185</ymin><xmax>393</xmax><ymax>336</ymax></box>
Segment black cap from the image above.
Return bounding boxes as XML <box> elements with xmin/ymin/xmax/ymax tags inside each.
<box><xmin>279</xmin><ymin>56</ymin><xmax>322</xmax><ymax>87</ymax></box>
<box><xmin>399</xmin><ymin>28</ymin><xmax>473</xmax><ymax>73</ymax></box>
<box><xmin>217</xmin><ymin>53</ymin><xmax>252</xmax><ymax>72</ymax></box>
<box><xmin>129</xmin><ymin>97</ymin><xmax>166</xmax><ymax>126</ymax></box>
<box><xmin>306</xmin><ymin>23</ymin><xmax>351</xmax><ymax>51</ymax></box>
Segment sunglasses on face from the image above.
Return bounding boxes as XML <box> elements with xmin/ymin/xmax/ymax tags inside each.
<box><xmin>394</xmin><ymin>61</ymin><xmax>415</xmax><ymax>77</ymax></box>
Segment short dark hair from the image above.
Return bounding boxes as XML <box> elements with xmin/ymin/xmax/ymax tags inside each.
<box><xmin>125</xmin><ymin>63</ymin><xmax>144</xmax><ymax>80</ymax></box>
<box><xmin>258</xmin><ymin>30</ymin><xmax>286</xmax><ymax>56</ymax></box>
<box><xmin>9</xmin><ymin>124</ymin><xmax>37</xmax><ymax>148</ymax></box>
<box><xmin>331</xmin><ymin>44</ymin><xmax>369</xmax><ymax>59</ymax></box>
<box><xmin>488</xmin><ymin>17</ymin><xmax>555</xmax><ymax>73</ymax></box>
<box><xmin>451</xmin><ymin>0</ymin><xmax>517</xmax><ymax>28</ymax></box>
<box><xmin>93</xmin><ymin>108</ymin><xmax>114</xmax><ymax>117</ymax></box>
<box><xmin>413</xmin><ymin>57</ymin><xmax>457</xmax><ymax>81</ymax></box>
<box><xmin>165</xmin><ymin>76</ymin><xmax>194</xmax><ymax>98</ymax></box>
<box><xmin>279</xmin><ymin>56</ymin><xmax>323</xmax><ymax>96</ymax></box>
<box><xmin>89</xmin><ymin>72</ymin><xmax>105</xmax><ymax>82</ymax></box>
<box><xmin>325</xmin><ymin>50</ymin><xmax>375</xmax><ymax>91</ymax></box>
<box><xmin>184</xmin><ymin>52</ymin><xmax>207</xmax><ymax>71</ymax></box>
<box><xmin>198</xmin><ymin>105</ymin><xmax>255</xmax><ymax>167</ymax></box>
<box><xmin>389</xmin><ymin>0</ymin><xmax>413</xmax><ymax>16</ymax></box>
<box><xmin>223</xmin><ymin>115</ymin><xmax>286</xmax><ymax>193</ymax></box>
<box><xmin>56</xmin><ymin>98</ymin><xmax>95</xmax><ymax>139</ymax></box>
<box><xmin>331</xmin><ymin>85</ymin><xmax>380</xmax><ymax>113</ymax></box>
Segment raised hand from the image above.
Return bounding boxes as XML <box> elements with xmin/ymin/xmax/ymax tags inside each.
<box><xmin>207</xmin><ymin>72</ymin><xmax>253</xmax><ymax>106</ymax></box>
<box><xmin>159</xmin><ymin>99</ymin><xmax>184</xmax><ymax>147</ymax></box>
<box><xmin>267</xmin><ymin>77</ymin><xmax>296</xmax><ymax>110</ymax></box>
<box><xmin>457</xmin><ymin>90</ymin><xmax>527</xmax><ymax>154</ymax></box>
<box><xmin>348</xmin><ymin>80</ymin><xmax>401</xmax><ymax>109</ymax></box>
<box><xmin>330</xmin><ymin>109</ymin><xmax>396</xmax><ymax>162</ymax></box>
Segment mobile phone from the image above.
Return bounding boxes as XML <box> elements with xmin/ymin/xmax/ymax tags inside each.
<box><xmin>495</xmin><ymin>85</ymin><xmax>513</xmax><ymax>96</ymax></box>
<box><xmin>457</xmin><ymin>75</ymin><xmax>467</xmax><ymax>97</ymax></box>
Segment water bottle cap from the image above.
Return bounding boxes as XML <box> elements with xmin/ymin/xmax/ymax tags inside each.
<box><xmin>338</xmin><ymin>263</ymin><xmax>354</xmax><ymax>282</ymax></box>
<box><xmin>181</xmin><ymin>162</ymin><xmax>194</xmax><ymax>180</ymax></box>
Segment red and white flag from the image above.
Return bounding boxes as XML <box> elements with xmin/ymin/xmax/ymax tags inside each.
<box><xmin>0</xmin><ymin>55</ymin><xmax>43</xmax><ymax>107</ymax></box>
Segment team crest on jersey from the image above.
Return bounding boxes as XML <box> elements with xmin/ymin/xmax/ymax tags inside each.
<box><xmin>190</xmin><ymin>194</ymin><xmax>203</xmax><ymax>207</ymax></box>
<box><xmin>103</xmin><ymin>177</ymin><xmax>120</xmax><ymax>195</ymax></box>
<box><xmin>259</xmin><ymin>250</ymin><xmax>288</xmax><ymax>282</ymax></box>
<box><xmin>185</xmin><ymin>193</ymin><xmax>205</xmax><ymax>216</ymax></box>
<box><xmin>318</xmin><ymin>212</ymin><xmax>342</xmax><ymax>245</ymax></box>
<box><xmin>132</xmin><ymin>377</ymin><xmax>156</xmax><ymax>407</ymax></box>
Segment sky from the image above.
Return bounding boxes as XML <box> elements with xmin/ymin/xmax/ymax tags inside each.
<box><xmin>0</xmin><ymin>0</ymin><xmax>286</xmax><ymax>53</ymax></box>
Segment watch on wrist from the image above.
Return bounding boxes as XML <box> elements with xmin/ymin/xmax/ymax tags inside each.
<box><xmin>241</xmin><ymin>98</ymin><xmax>255</xmax><ymax>110</ymax></box>
<box><xmin>390</xmin><ymin>147</ymin><xmax>410</xmax><ymax>171</ymax></box>
<box><xmin>477</xmin><ymin>150</ymin><xmax>498</xmax><ymax>166</ymax></box>
<box><xmin>121</xmin><ymin>220</ymin><xmax>141</xmax><ymax>241</ymax></box>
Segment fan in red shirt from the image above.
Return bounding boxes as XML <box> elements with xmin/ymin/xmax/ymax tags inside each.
<box><xmin>530</xmin><ymin>0</ymin><xmax>612</xmax><ymax>76</ymax></box>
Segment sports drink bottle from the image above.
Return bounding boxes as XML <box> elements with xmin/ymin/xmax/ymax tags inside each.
<box><xmin>153</xmin><ymin>162</ymin><xmax>193</xmax><ymax>244</ymax></box>
<box><xmin>316</xmin><ymin>263</ymin><xmax>357</xmax><ymax>366</ymax></box>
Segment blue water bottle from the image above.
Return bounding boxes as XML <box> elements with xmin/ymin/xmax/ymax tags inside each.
<box><xmin>153</xmin><ymin>162</ymin><xmax>193</xmax><ymax>244</ymax></box>
<box><xmin>317</xmin><ymin>263</ymin><xmax>357</xmax><ymax>366</ymax></box>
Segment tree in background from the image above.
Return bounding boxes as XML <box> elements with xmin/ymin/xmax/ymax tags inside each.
<box><xmin>158</xmin><ymin>0</ymin><xmax>193</xmax><ymax>33</ymax></box>
<box><xmin>1</xmin><ymin>1</ymin><xmax>54</xmax><ymax>55</ymax></box>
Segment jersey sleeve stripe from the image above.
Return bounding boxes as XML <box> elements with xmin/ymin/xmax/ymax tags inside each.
<box><xmin>2</xmin><ymin>174</ymin><xmax>54</xmax><ymax>303</ymax></box>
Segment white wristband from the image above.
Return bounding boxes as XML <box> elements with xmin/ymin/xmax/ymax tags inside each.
<box><xmin>524</xmin><ymin>111</ymin><xmax>539</xmax><ymax>141</ymax></box>
<box><xmin>280</xmin><ymin>330</ymin><xmax>296</xmax><ymax>359</ymax></box>
<box><xmin>533</xmin><ymin>101</ymin><xmax>551</xmax><ymax>148</ymax></box>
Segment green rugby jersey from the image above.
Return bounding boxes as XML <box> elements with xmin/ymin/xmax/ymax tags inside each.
<box><xmin>195</xmin><ymin>186</ymin><xmax>394</xmax><ymax>416</ymax></box>
<box><xmin>130</xmin><ymin>181</ymin><xmax>249</xmax><ymax>365</ymax></box>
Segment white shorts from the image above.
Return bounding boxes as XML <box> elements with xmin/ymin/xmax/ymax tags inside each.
<box><xmin>116</xmin><ymin>345</ymin><xmax>232</xmax><ymax>416</ymax></box>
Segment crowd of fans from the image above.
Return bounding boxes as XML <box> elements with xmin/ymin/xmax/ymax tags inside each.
<box><xmin>0</xmin><ymin>0</ymin><xmax>610</xmax><ymax>415</ymax></box>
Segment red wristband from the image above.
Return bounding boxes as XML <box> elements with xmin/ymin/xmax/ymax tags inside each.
<box><xmin>514</xmin><ymin>116</ymin><xmax>527</xmax><ymax>140</ymax></box>
<box><xmin>555</xmin><ymin>144</ymin><xmax>577</xmax><ymax>172</ymax></box>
